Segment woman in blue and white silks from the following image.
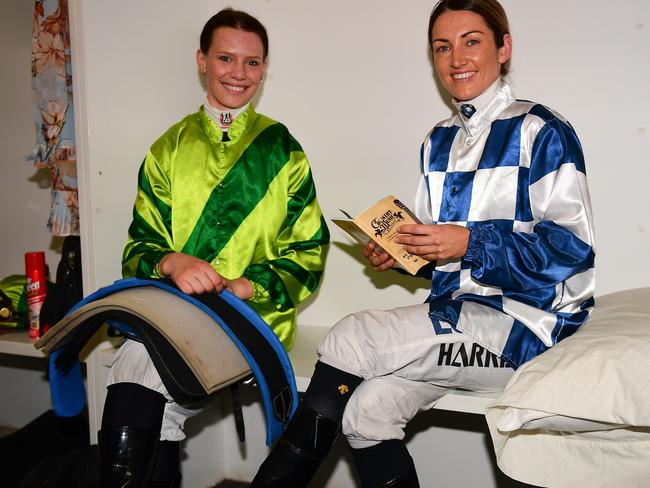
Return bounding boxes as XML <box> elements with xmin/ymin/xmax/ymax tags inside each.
<box><xmin>252</xmin><ymin>0</ymin><xmax>595</xmax><ymax>486</ymax></box>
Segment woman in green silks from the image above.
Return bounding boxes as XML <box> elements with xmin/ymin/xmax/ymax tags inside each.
<box><xmin>99</xmin><ymin>9</ymin><xmax>329</xmax><ymax>487</ymax></box>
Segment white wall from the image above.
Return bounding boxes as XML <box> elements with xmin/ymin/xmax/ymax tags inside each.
<box><xmin>75</xmin><ymin>0</ymin><xmax>650</xmax><ymax>313</ymax></box>
<box><xmin>0</xmin><ymin>0</ymin><xmax>63</xmax><ymax>278</ymax></box>
<box><xmin>0</xmin><ymin>0</ymin><xmax>60</xmax><ymax>429</ymax></box>
<box><xmin>70</xmin><ymin>0</ymin><xmax>650</xmax><ymax>487</ymax></box>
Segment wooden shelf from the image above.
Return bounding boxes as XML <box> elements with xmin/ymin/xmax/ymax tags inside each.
<box><xmin>0</xmin><ymin>329</ymin><xmax>46</xmax><ymax>358</ymax></box>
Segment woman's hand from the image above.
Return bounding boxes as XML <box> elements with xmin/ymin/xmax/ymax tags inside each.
<box><xmin>159</xmin><ymin>253</ymin><xmax>255</xmax><ymax>299</ymax></box>
<box><xmin>224</xmin><ymin>276</ymin><xmax>254</xmax><ymax>300</ymax></box>
<box><xmin>159</xmin><ymin>253</ymin><xmax>225</xmax><ymax>294</ymax></box>
<box><xmin>158</xmin><ymin>253</ymin><xmax>224</xmax><ymax>294</ymax></box>
<box><xmin>362</xmin><ymin>241</ymin><xmax>396</xmax><ymax>272</ymax></box>
<box><xmin>395</xmin><ymin>224</ymin><xmax>470</xmax><ymax>261</ymax></box>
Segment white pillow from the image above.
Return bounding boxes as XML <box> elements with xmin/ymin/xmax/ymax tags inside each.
<box><xmin>488</xmin><ymin>287</ymin><xmax>650</xmax><ymax>431</ymax></box>
<box><xmin>486</xmin><ymin>287</ymin><xmax>650</xmax><ymax>487</ymax></box>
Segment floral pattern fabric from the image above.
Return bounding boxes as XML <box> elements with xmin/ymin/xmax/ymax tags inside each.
<box><xmin>29</xmin><ymin>0</ymin><xmax>79</xmax><ymax>236</ymax></box>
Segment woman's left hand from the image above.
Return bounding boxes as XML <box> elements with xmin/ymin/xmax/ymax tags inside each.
<box><xmin>395</xmin><ymin>224</ymin><xmax>470</xmax><ymax>261</ymax></box>
<box><xmin>224</xmin><ymin>277</ymin><xmax>254</xmax><ymax>300</ymax></box>
<box><xmin>362</xmin><ymin>241</ymin><xmax>396</xmax><ymax>272</ymax></box>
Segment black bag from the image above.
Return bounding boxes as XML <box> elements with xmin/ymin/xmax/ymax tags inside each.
<box><xmin>40</xmin><ymin>236</ymin><xmax>83</xmax><ymax>330</ymax></box>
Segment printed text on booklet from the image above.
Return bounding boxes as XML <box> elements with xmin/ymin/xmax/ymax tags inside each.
<box><xmin>331</xmin><ymin>195</ymin><xmax>429</xmax><ymax>275</ymax></box>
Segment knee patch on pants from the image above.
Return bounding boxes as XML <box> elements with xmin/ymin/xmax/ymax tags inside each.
<box><xmin>342</xmin><ymin>378</ymin><xmax>419</xmax><ymax>448</ymax></box>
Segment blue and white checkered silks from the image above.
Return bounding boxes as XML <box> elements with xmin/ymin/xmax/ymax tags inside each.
<box><xmin>414</xmin><ymin>81</ymin><xmax>595</xmax><ymax>369</ymax></box>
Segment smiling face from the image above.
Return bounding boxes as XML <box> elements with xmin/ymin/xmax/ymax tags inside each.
<box><xmin>431</xmin><ymin>9</ymin><xmax>511</xmax><ymax>101</ymax></box>
<box><xmin>196</xmin><ymin>26</ymin><xmax>267</xmax><ymax>110</ymax></box>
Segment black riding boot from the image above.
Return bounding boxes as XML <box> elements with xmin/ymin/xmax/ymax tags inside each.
<box><xmin>250</xmin><ymin>361</ymin><xmax>363</xmax><ymax>487</ymax></box>
<box><xmin>351</xmin><ymin>440</ymin><xmax>420</xmax><ymax>488</ymax></box>
<box><xmin>98</xmin><ymin>425</ymin><xmax>160</xmax><ymax>487</ymax></box>
<box><xmin>150</xmin><ymin>440</ymin><xmax>182</xmax><ymax>488</ymax></box>
<box><xmin>249</xmin><ymin>405</ymin><xmax>339</xmax><ymax>487</ymax></box>
<box><xmin>99</xmin><ymin>383</ymin><xmax>167</xmax><ymax>488</ymax></box>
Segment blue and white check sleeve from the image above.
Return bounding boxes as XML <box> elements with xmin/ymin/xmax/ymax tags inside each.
<box><xmin>463</xmin><ymin>109</ymin><xmax>595</xmax><ymax>292</ymax></box>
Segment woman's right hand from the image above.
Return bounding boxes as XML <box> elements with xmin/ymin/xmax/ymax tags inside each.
<box><xmin>158</xmin><ymin>252</ymin><xmax>226</xmax><ymax>294</ymax></box>
<box><xmin>362</xmin><ymin>241</ymin><xmax>396</xmax><ymax>272</ymax></box>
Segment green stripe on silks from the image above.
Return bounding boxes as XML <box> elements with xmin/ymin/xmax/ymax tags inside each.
<box><xmin>286</xmin><ymin>169</ymin><xmax>317</xmax><ymax>228</ymax></box>
<box><xmin>127</xmin><ymin>212</ymin><xmax>170</xmax><ymax>248</ymax></box>
<box><xmin>137</xmin><ymin>161</ymin><xmax>172</xmax><ymax>235</ymax></box>
<box><xmin>132</xmin><ymin>247</ymin><xmax>167</xmax><ymax>278</ymax></box>
<box><xmin>273</xmin><ymin>258</ymin><xmax>323</xmax><ymax>295</ymax></box>
<box><xmin>244</xmin><ymin>264</ymin><xmax>295</xmax><ymax>311</ymax></box>
<box><xmin>280</xmin><ymin>220</ymin><xmax>330</xmax><ymax>293</ymax></box>
<box><xmin>125</xmin><ymin>164</ymin><xmax>173</xmax><ymax>277</ymax></box>
<box><xmin>243</xmin><ymin>220</ymin><xmax>328</xmax><ymax>309</ymax></box>
<box><xmin>292</xmin><ymin>216</ymin><xmax>330</xmax><ymax>251</ymax></box>
<box><xmin>181</xmin><ymin>124</ymin><xmax>302</xmax><ymax>261</ymax></box>
<box><xmin>124</xmin><ymin>214</ymin><xmax>171</xmax><ymax>277</ymax></box>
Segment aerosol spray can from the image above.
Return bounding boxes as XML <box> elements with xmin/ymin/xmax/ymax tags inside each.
<box><xmin>25</xmin><ymin>251</ymin><xmax>48</xmax><ymax>339</ymax></box>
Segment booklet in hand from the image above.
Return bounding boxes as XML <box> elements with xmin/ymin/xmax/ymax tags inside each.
<box><xmin>331</xmin><ymin>195</ymin><xmax>430</xmax><ymax>275</ymax></box>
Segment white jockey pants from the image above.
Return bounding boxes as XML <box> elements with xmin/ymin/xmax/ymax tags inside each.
<box><xmin>317</xmin><ymin>303</ymin><xmax>515</xmax><ymax>449</ymax></box>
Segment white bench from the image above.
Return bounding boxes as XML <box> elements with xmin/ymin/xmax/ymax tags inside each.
<box><xmin>94</xmin><ymin>324</ymin><xmax>498</xmax><ymax>416</ymax></box>
<box><xmin>1</xmin><ymin>323</ymin><xmax>498</xmax><ymax>417</ymax></box>
<box><xmin>288</xmin><ymin>325</ymin><xmax>499</xmax><ymax>415</ymax></box>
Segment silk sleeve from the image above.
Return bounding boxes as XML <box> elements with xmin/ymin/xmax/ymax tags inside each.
<box><xmin>121</xmin><ymin>152</ymin><xmax>174</xmax><ymax>279</ymax></box>
<box><xmin>463</xmin><ymin>119</ymin><xmax>595</xmax><ymax>292</ymax></box>
<box><xmin>242</xmin><ymin>151</ymin><xmax>329</xmax><ymax>311</ymax></box>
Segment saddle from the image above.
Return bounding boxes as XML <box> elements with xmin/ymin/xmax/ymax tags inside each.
<box><xmin>34</xmin><ymin>277</ymin><xmax>298</xmax><ymax>445</ymax></box>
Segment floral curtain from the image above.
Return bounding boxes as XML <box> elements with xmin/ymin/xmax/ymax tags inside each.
<box><xmin>29</xmin><ymin>0</ymin><xmax>79</xmax><ymax>236</ymax></box>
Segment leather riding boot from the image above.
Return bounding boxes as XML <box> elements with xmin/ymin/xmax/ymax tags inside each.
<box><xmin>249</xmin><ymin>405</ymin><xmax>339</xmax><ymax>487</ymax></box>
<box><xmin>150</xmin><ymin>440</ymin><xmax>182</xmax><ymax>488</ymax></box>
<box><xmin>99</xmin><ymin>383</ymin><xmax>167</xmax><ymax>488</ymax></box>
<box><xmin>351</xmin><ymin>440</ymin><xmax>420</xmax><ymax>488</ymax></box>
<box><xmin>98</xmin><ymin>425</ymin><xmax>159</xmax><ymax>488</ymax></box>
<box><xmin>382</xmin><ymin>468</ymin><xmax>420</xmax><ymax>488</ymax></box>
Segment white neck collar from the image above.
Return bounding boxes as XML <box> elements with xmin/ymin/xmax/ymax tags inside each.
<box><xmin>203</xmin><ymin>99</ymin><xmax>248</xmax><ymax>129</ymax></box>
<box><xmin>451</xmin><ymin>78</ymin><xmax>502</xmax><ymax>115</ymax></box>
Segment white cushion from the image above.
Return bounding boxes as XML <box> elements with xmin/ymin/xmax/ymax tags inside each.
<box><xmin>486</xmin><ymin>287</ymin><xmax>650</xmax><ymax>488</ymax></box>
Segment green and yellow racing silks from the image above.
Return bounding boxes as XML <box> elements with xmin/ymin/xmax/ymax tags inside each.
<box><xmin>122</xmin><ymin>105</ymin><xmax>329</xmax><ymax>349</ymax></box>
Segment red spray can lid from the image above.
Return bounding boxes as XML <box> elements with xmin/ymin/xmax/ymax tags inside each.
<box><xmin>25</xmin><ymin>251</ymin><xmax>46</xmax><ymax>271</ymax></box>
